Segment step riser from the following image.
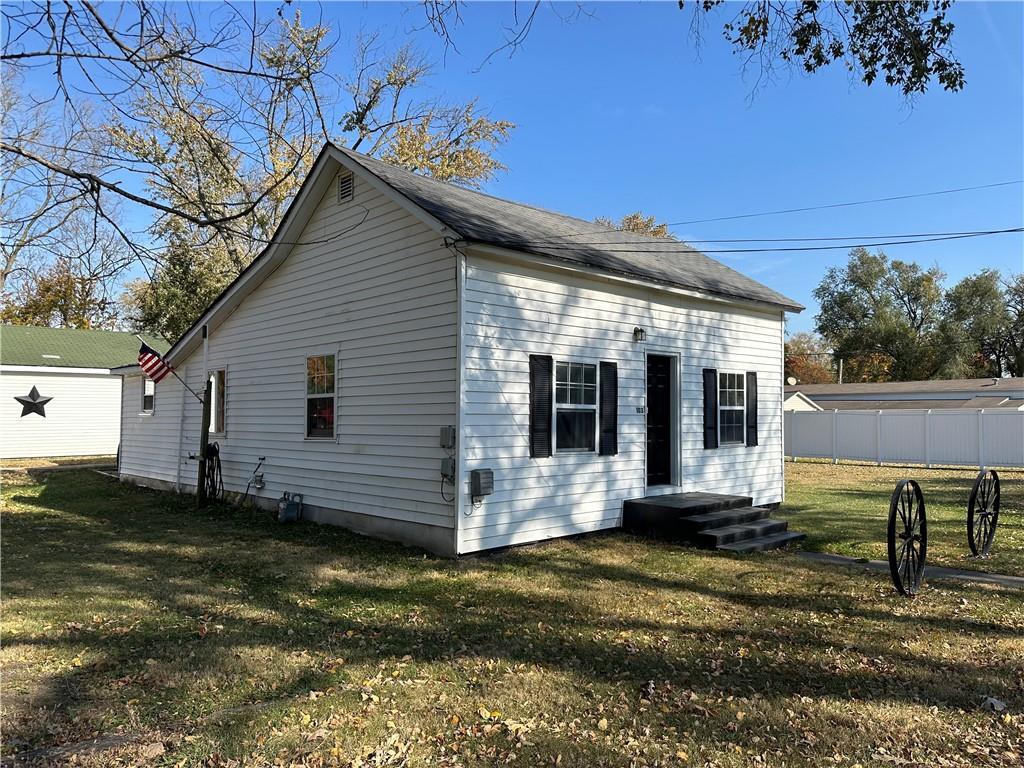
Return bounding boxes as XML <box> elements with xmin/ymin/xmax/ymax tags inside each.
<box><xmin>697</xmin><ymin>520</ymin><xmax>788</xmax><ymax>547</ymax></box>
<box><xmin>623</xmin><ymin>495</ymin><xmax>754</xmax><ymax>525</ymax></box>
<box><xmin>680</xmin><ymin>508</ymin><xmax>770</xmax><ymax>532</ymax></box>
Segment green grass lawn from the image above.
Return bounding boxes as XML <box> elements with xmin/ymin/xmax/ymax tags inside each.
<box><xmin>782</xmin><ymin>461</ymin><xmax>1024</xmax><ymax>578</ymax></box>
<box><xmin>2</xmin><ymin>469</ymin><xmax>1023</xmax><ymax>767</ymax></box>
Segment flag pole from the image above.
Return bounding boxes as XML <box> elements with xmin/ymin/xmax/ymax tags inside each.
<box><xmin>135</xmin><ymin>335</ymin><xmax>204</xmax><ymax>404</ymax></box>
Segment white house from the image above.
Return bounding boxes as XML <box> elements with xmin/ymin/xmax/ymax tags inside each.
<box><xmin>115</xmin><ymin>144</ymin><xmax>804</xmax><ymax>556</ymax></box>
<box><xmin>1</xmin><ymin>325</ymin><xmax>166</xmax><ymax>459</ymax></box>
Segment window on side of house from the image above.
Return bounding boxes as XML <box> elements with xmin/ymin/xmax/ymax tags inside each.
<box><xmin>142</xmin><ymin>378</ymin><xmax>155</xmax><ymax>413</ymax></box>
<box><xmin>208</xmin><ymin>369</ymin><xmax>226</xmax><ymax>434</ymax></box>
<box><xmin>554</xmin><ymin>361</ymin><xmax>597</xmax><ymax>452</ymax></box>
<box><xmin>718</xmin><ymin>371</ymin><xmax>746</xmax><ymax>445</ymax></box>
<box><xmin>306</xmin><ymin>354</ymin><xmax>336</xmax><ymax>439</ymax></box>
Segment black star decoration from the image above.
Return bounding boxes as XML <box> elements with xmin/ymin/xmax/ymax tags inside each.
<box><xmin>15</xmin><ymin>386</ymin><xmax>52</xmax><ymax>417</ymax></box>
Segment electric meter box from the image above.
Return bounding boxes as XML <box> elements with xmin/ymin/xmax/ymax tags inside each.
<box><xmin>470</xmin><ymin>468</ymin><xmax>493</xmax><ymax>498</ymax></box>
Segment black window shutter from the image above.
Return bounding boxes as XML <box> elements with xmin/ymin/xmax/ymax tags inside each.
<box><xmin>529</xmin><ymin>355</ymin><xmax>553</xmax><ymax>458</ymax></box>
<box><xmin>702</xmin><ymin>368</ymin><xmax>719</xmax><ymax>449</ymax></box>
<box><xmin>745</xmin><ymin>371</ymin><xmax>758</xmax><ymax>447</ymax></box>
<box><xmin>599</xmin><ymin>361</ymin><xmax>618</xmax><ymax>456</ymax></box>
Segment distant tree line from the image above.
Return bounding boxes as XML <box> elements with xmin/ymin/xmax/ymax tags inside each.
<box><xmin>787</xmin><ymin>248</ymin><xmax>1023</xmax><ymax>383</ymax></box>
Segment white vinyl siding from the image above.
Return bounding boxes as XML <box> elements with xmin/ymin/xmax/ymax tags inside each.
<box><xmin>1</xmin><ymin>368</ymin><xmax>123</xmax><ymax>459</ymax></box>
<box><xmin>120</xmin><ymin>372</ymin><xmax>187</xmax><ymax>485</ymax></box>
<box><xmin>458</xmin><ymin>252</ymin><xmax>785</xmax><ymax>554</ymax></box>
<box><xmin>118</xmin><ymin>167</ymin><xmax>458</xmax><ymax>532</ymax></box>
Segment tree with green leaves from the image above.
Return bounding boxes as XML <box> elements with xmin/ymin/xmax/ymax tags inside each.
<box><xmin>942</xmin><ymin>269</ymin><xmax>1009</xmax><ymax>378</ymax></box>
<box><xmin>814</xmin><ymin>248</ymin><xmax>953</xmax><ymax>381</ymax></box>
<box><xmin>1</xmin><ymin>258</ymin><xmax>119</xmax><ymax>329</ymax></box>
<box><xmin>815</xmin><ymin>250</ymin><xmax>1023</xmax><ymax>381</ymax></box>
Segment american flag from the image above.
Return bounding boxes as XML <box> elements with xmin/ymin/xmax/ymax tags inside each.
<box><xmin>138</xmin><ymin>342</ymin><xmax>173</xmax><ymax>383</ymax></box>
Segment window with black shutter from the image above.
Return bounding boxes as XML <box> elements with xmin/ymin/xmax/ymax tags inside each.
<box><xmin>598</xmin><ymin>361</ymin><xmax>618</xmax><ymax>456</ymax></box>
<box><xmin>745</xmin><ymin>371</ymin><xmax>758</xmax><ymax>446</ymax></box>
<box><xmin>702</xmin><ymin>368</ymin><xmax>718</xmax><ymax>449</ymax></box>
<box><xmin>528</xmin><ymin>355</ymin><xmax>553</xmax><ymax>458</ymax></box>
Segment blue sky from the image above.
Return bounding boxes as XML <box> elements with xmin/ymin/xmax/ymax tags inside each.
<box><xmin>317</xmin><ymin>1</ymin><xmax>1023</xmax><ymax>333</ymax></box>
<box><xmin>14</xmin><ymin>2</ymin><xmax>1022</xmax><ymax>332</ymax></box>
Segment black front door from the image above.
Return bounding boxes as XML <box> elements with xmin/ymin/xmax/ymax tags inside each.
<box><xmin>646</xmin><ymin>355</ymin><xmax>673</xmax><ymax>486</ymax></box>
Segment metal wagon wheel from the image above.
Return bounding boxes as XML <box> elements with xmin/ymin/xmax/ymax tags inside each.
<box><xmin>888</xmin><ymin>479</ymin><xmax>928</xmax><ymax>596</ymax></box>
<box><xmin>968</xmin><ymin>469</ymin><xmax>1000</xmax><ymax>557</ymax></box>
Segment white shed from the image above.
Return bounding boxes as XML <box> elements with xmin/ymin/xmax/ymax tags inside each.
<box><xmin>116</xmin><ymin>144</ymin><xmax>804</xmax><ymax>556</ymax></box>
<box><xmin>1</xmin><ymin>325</ymin><xmax>166</xmax><ymax>459</ymax></box>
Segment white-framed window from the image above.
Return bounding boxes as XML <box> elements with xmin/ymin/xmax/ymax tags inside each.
<box><xmin>208</xmin><ymin>369</ymin><xmax>226</xmax><ymax>434</ymax></box>
<box><xmin>718</xmin><ymin>371</ymin><xmax>746</xmax><ymax>445</ymax></box>
<box><xmin>141</xmin><ymin>378</ymin><xmax>155</xmax><ymax>413</ymax></box>
<box><xmin>554</xmin><ymin>360</ymin><xmax>597</xmax><ymax>452</ymax></box>
<box><xmin>305</xmin><ymin>353</ymin><xmax>336</xmax><ymax>439</ymax></box>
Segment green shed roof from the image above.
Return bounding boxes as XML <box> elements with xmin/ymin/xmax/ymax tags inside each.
<box><xmin>0</xmin><ymin>325</ymin><xmax>168</xmax><ymax>369</ymax></box>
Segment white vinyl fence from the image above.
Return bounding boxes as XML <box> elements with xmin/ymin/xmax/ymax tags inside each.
<box><xmin>785</xmin><ymin>408</ymin><xmax>1024</xmax><ymax>468</ymax></box>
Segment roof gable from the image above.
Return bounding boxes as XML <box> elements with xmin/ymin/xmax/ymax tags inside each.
<box><xmin>1</xmin><ymin>325</ymin><xmax>166</xmax><ymax>369</ymax></box>
<box><xmin>163</xmin><ymin>143</ymin><xmax>803</xmax><ymax>364</ymax></box>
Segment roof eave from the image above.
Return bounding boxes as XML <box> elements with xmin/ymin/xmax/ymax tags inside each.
<box><xmin>462</xmin><ymin>241</ymin><xmax>804</xmax><ymax>314</ymax></box>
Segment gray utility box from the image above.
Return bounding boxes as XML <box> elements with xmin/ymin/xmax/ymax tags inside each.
<box><xmin>470</xmin><ymin>468</ymin><xmax>494</xmax><ymax>498</ymax></box>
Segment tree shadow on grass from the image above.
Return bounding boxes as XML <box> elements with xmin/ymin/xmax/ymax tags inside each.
<box><xmin>3</xmin><ymin>470</ymin><xmax>1022</xmax><ymax>760</ymax></box>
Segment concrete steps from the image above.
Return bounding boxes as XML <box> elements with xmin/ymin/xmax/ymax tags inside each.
<box><xmin>623</xmin><ymin>492</ymin><xmax>804</xmax><ymax>553</ymax></box>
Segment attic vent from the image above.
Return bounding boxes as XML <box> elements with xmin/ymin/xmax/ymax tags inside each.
<box><xmin>337</xmin><ymin>171</ymin><xmax>354</xmax><ymax>204</ymax></box>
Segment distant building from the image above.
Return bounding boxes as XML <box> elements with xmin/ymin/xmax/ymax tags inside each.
<box><xmin>783</xmin><ymin>391</ymin><xmax>823</xmax><ymax>412</ymax></box>
<box><xmin>1</xmin><ymin>325</ymin><xmax>167</xmax><ymax>459</ymax></box>
<box><xmin>785</xmin><ymin>377</ymin><xmax>1024</xmax><ymax>411</ymax></box>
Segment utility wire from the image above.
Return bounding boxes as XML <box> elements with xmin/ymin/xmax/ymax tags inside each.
<box><xmin>668</xmin><ymin>179</ymin><xmax>1023</xmax><ymax>226</ymax></box>
<box><xmin>504</xmin><ymin>179</ymin><xmax>1024</xmax><ymax>243</ymax></box>
<box><xmin>648</xmin><ymin>227</ymin><xmax>1024</xmax><ymax>244</ymax></box>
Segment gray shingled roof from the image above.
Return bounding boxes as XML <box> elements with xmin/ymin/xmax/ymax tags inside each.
<box><xmin>802</xmin><ymin>398</ymin><xmax>1023</xmax><ymax>411</ymax></box>
<box><xmin>336</xmin><ymin>146</ymin><xmax>803</xmax><ymax>312</ymax></box>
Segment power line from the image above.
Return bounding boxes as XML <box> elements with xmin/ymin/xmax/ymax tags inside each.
<box><xmin>667</xmin><ymin>179</ymin><xmax>1024</xmax><ymax>226</ymax></box>
<box><xmin>671</xmin><ymin>227</ymin><xmax>1024</xmax><ymax>244</ymax></box>
<box><xmin>499</xmin><ymin>226</ymin><xmax>1023</xmax><ymax>255</ymax></box>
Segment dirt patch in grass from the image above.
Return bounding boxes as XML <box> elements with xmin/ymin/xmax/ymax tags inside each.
<box><xmin>781</xmin><ymin>461</ymin><xmax>1024</xmax><ymax>578</ymax></box>
<box><xmin>1</xmin><ymin>455</ymin><xmax>116</xmax><ymax>470</ymax></box>
<box><xmin>2</xmin><ymin>469</ymin><xmax>1022</xmax><ymax>767</ymax></box>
